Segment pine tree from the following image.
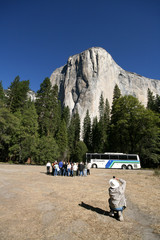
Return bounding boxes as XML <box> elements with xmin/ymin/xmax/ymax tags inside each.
<box><xmin>36</xmin><ymin>136</ymin><xmax>59</xmax><ymax>165</ymax></box>
<box><xmin>99</xmin><ymin>93</ymin><xmax>104</xmax><ymax>119</ymax></box>
<box><xmin>147</xmin><ymin>88</ymin><xmax>156</xmax><ymax>111</ymax></box>
<box><xmin>109</xmin><ymin>94</ymin><xmax>160</xmax><ymax>167</ymax></box>
<box><xmin>20</xmin><ymin>101</ymin><xmax>39</xmax><ymax>163</ymax></box>
<box><xmin>0</xmin><ymin>81</ymin><xmax>6</xmax><ymax>106</ymax></box>
<box><xmin>104</xmin><ymin>98</ymin><xmax>110</xmax><ymax>126</ymax></box>
<box><xmin>35</xmin><ymin>78</ymin><xmax>61</xmax><ymax>137</ymax></box>
<box><xmin>83</xmin><ymin>110</ymin><xmax>92</xmax><ymax>151</ymax></box>
<box><xmin>95</xmin><ymin>95</ymin><xmax>110</xmax><ymax>152</ymax></box>
<box><xmin>9</xmin><ymin>101</ymin><xmax>39</xmax><ymax>163</ymax></box>
<box><xmin>155</xmin><ymin>94</ymin><xmax>160</xmax><ymax>113</ymax></box>
<box><xmin>56</xmin><ymin>119</ymin><xmax>68</xmax><ymax>159</ymax></box>
<box><xmin>113</xmin><ymin>84</ymin><xmax>121</xmax><ymax>102</ymax></box>
<box><xmin>111</xmin><ymin>84</ymin><xmax>122</xmax><ymax>120</ymax></box>
<box><xmin>75</xmin><ymin>141</ymin><xmax>88</xmax><ymax>162</ymax></box>
<box><xmin>0</xmin><ymin>107</ymin><xmax>20</xmax><ymax>162</ymax></box>
<box><xmin>68</xmin><ymin>111</ymin><xmax>80</xmax><ymax>160</ymax></box>
<box><xmin>62</xmin><ymin>106</ymin><xmax>70</xmax><ymax>127</ymax></box>
<box><xmin>7</xmin><ymin>76</ymin><xmax>30</xmax><ymax>113</ymax></box>
<box><xmin>91</xmin><ymin>117</ymin><xmax>99</xmax><ymax>152</ymax></box>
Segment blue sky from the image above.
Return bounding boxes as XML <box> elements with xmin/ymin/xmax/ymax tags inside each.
<box><xmin>0</xmin><ymin>0</ymin><xmax>160</xmax><ymax>92</ymax></box>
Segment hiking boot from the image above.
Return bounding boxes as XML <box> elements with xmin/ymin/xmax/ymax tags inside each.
<box><xmin>109</xmin><ymin>210</ymin><xmax>114</xmax><ymax>217</ymax></box>
<box><xmin>118</xmin><ymin>211</ymin><xmax>124</xmax><ymax>221</ymax></box>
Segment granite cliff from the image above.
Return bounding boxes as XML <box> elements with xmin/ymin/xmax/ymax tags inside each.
<box><xmin>50</xmin><ymin>47</ymin><xmax>160</xmax><ymax>123</ymax></box>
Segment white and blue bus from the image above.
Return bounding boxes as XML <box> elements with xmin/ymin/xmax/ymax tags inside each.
<box><xmin>86</xmin><ymin>152</ymin><xmax>141</xmax><ymax>169</ymax></box>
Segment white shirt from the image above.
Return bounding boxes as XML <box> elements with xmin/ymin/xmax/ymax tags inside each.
<box><xmin>46</xmin><ymin>162</ymin><xmax>51</xmax><ymax>167</ymax></box>
<box><xmin>73</xmin><ymin>164</ymin><xmax>78</xmax><ymax>171</ymax></box>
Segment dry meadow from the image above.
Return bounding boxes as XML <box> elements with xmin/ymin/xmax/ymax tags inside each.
<box><xmin>0</xmin><ymin>164</ymin><xmax>159</xmax><ymax>240</ymax></box>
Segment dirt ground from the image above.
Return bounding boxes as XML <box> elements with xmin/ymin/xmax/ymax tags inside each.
<box><xmin>0</xmin><ymin>164</ymin><xmax>159</xmax><ymax>240</ymax></box>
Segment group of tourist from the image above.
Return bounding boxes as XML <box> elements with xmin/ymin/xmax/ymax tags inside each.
<box><xmin>46</xmin><ymin>160</ymin><xmax>91</xmax><ymax>176</ymax></box>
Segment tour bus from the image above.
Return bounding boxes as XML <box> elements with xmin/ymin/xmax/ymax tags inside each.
<box><xmin>86</xmin><ymin>152</ymin><xmax>141</xmax><ymax>169</ymax></box>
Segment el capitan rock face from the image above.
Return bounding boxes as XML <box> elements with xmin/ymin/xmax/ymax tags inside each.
<box><xmin>50</xmin><ymin>47</ymin><xmax>160</xmax><ymax>123</ymax></box>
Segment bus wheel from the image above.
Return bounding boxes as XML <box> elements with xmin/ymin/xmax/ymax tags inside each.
<box><xmin>92</xmin><ymin>164</ymin><xmax>97</xmax><ymax>168</ymax></box>
<box><xmin>121</xmin><ymin>164</ymin><xmax>127</xmax><ymax>169</ymax></box>
<box><xmin>127</xmin><ymin>165</ymin><xmax>133</xmax><ymax>170</ymax></box>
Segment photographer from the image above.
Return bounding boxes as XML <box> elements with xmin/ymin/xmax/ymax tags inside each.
<box><xmin>108</xmin><ymin>176</ymin><xmax>126</xmax><ymax>221</ymax></box>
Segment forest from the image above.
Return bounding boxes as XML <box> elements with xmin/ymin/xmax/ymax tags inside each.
<box><xmin>0</xmin><ymin>76</ymin><xmax>160</xmax><ymax>168</ymax></box>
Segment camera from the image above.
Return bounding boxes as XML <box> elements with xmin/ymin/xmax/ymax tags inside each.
<box><xmin>113</xmin><ymin>176</ymin><xmax>115</xmax><ymax>178</ymax></box>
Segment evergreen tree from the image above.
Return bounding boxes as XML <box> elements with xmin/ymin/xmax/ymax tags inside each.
<box><xmin>75</xmin><ymin>141</ymin><xmax>88</xmax><ymax>162</ymax></box>
<box><xmin>74</xmin><ymin>111</ymin><xmax>81</xmax><ymax>144</ymax></box>
<box><xmin>9</xmin><ymin>102</ymin><xmax>39</xmax><ymax>163</ymax></box>
<box><xmin>35</xmin><ymin>78</ymin><xmax>61</xmax><ymax>137</ymax></box>
<box><xmin>109</xmin><ymin>95</ymin><xmax>160</xmax><ymax>167</ymax></box>
<box><xmin>36</xmin><ymin>136</ymin><xmax>59</xmax><ymax>165</ymax></box>
<box><xmin>19</xmin><ymin>102</ymin><xmax>38</xmax><ymax>163</ymax></box>
<box><xmin>68</xmin><ymin>111</ymin><xmax>80</xmax><ymax>160</ymax></box>
<box><xmin>0</xmin><ymin>81</ymin><xmax>6</xmax><ymax>106</ymax></box>
<box><xmin>99</xmin><ymin>93</ymin><xmax>104</xmax><ymax>119</ymax></box>
<box><xmin>56</xmin><ymin>119</ymin><xmax>68</xmax><ymax>159</ymax></box>
<box><xmin>0</xmin><ymin>107</ymin><xmax>20</xmax><ymax>162</ymax></box>
<box><xmin>111</xmin><ymin>84</ymin><xmax>122</xmax><ymax>120</ymax></box>
<box><xmin>147</xmin><ymin>88</ymin><xmax>156</xmax><ymax>111</ymax></box>
<box><xmin>138</xmin><ymin>109</ymin><xmax>160</xmax><ymax>167</ymax></box>
<box><xmin>62</xmin><ymin>106</ymin><xmax>70</xmax><ymax>127</ymax></box>
<box><xmin>7</xmin><ymin>76</ymin><xmax>30</xmax><ymax>113</ymax></box>
<box><xmin>83</xmin><ymin>110</ymin><xmax>92</xmax><ymax>151</ymax></box>
<box><xmin>113</xmin><ymin>84</ymin><xmax>121</xmax><ymax>102</ymax></box>
<box><xmin>93</xmin><ymin>95</ymin><xmax>110</xmax><ymax>153</ymax></box>
<box><xmin>104</xmin><ymin>98</ymin><xmax>110</xmax><ymax>126</ymax></box>
<box><xmin>91</xmin><ymin>117</ymin><xmax>100</xmax><ymax>152</ymax></box>
<box><xmin>155</xmin><ymin>94</ymin><xmax>160</xmax><ymax>113</ymax></box>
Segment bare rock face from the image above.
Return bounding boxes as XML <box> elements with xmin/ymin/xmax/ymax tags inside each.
<box><xmin>50</xmin><ymin>47</ymin><xmax>160</xmax><ymax>123</ymax></box>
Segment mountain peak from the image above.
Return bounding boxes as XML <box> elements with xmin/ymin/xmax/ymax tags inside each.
<box><xmin>50</xmin><ymin>47</ymin><xmax>160</xmax><ymax>125</ymax></box>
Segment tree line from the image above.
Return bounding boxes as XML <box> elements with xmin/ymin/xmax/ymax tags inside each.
<box><xmin>0</xmin><ymin>76</ymin><xmax>160</xmax><ymax>168</ymax></box>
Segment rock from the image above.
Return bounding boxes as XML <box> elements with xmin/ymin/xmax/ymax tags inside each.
<box><xmin>50</xmin><ymin>47</ymin><xmax>160</xmax><ymax>124</ymax></box>
<box><xmin>27</xmin><ymin>90</ymin><xmax>36</xmax><ymax>101</ymax></box>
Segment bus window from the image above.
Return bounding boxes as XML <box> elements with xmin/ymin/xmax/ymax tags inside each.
<box><xmin>86</xmin><ymin>154</ymin><xmax>91</xmax><ymax>161</ymax></box>
<box><xmin>91</xmin><ymin>154</ymin><xmax>100</xmax><ymax>159</ymax></box>
<box><xmin>101</xmin><ymin>154</ymin><xmax>109</xmax><ymax>159</ymax></box>
<box><xmin>110</xmin><ymin>155</ymin><xmax>119</xmax><ymax>159</ymax></box>
<box><xmin>128</xmin><ymin>155</ymin><xmax>137</xmax><ymax>160</ymax></box>
<box><xmin>119</xmin><ymin>155</ymin><xmax>127</xmax><ymax>160</ymax></box>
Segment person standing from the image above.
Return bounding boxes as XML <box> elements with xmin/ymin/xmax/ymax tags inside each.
<box><xmin>54</xmin><ymin>161</ymin><xmax>58</xmax><ymax>176</ymax></box>
<box><xmin>58</xmin><ymin>160</ymin><xmax>63</xmax><ymax>176</ymax></box>
<box><xmin>46</xmin><ymin>161</ymin><xmax>51</xmax><ymax>174</ymax></box>
<box><xmin>73</xmin><ymin>163</ymin><xmax>78</xmax><ymax>177</ymax></box>
<box><xmin>71</xmin><ymin>162</ymin><xmax>74</xmax><ymax>177</ymax></box>
<box><xmin>79</xmin><ymin>162</ymin><xmax>84</xmax><ymax>176</ymax></box>
<box><xmin>87</xmin><ymin>162</ymin><xmax>91</xmax><ymax>175</ymax></box>
<box><xmin>84</xmin><ymin>162</ymin><xmax>87</xmax><ymax>176</ymax></box>
<box><xmin>63</xmin><ymin>162</ymin><xmax>67</xmax><ymax>176</ymax></box>
<box><xmin>51</xmin><ymin>162</ymin><xmax>55</xmax><ymax>175</ymax></box>
<box><xmin>108</xmin><ymin>177</ymin><xmax>126</xmax><ymax>221</ymax></box>
<box><xmin>67</xmin><ymin>162</ymin><xmax>71</xmax><ymax>176</ymax></box>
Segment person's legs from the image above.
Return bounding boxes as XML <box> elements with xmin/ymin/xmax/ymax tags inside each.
<box><xmin>54</xmin><ymin>169</ymin><xmax>57</xmax><ymax>176</ymax></box>
<box><xmin>109</xmin><ymin>209</ymin><xmax>114</xmax><ymax>217</ymax></box>
<box><xmin>47</xmin><ymin>166</ymin><xmax>50</xmax><ymax>174</ymax></box>
<box><xmin>68</xmin><ymin>169</ymin><xmax>71</xmax><ymax>176</ymax></box>
<box><xmin>109</xmin><ymin>207</ymin><xmax>124</xmax><ymax>220</ymax></box>
<box><xmin>117</xmin><ymin>211</ymin><xmax>124</xmax><ymax>221</ymax></box>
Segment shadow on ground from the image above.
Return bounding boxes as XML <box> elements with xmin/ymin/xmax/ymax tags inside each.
<box><xmin>79</xmin><ymin>202</ymin><xmax>110</xmax><ymax>216</ymax></box>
